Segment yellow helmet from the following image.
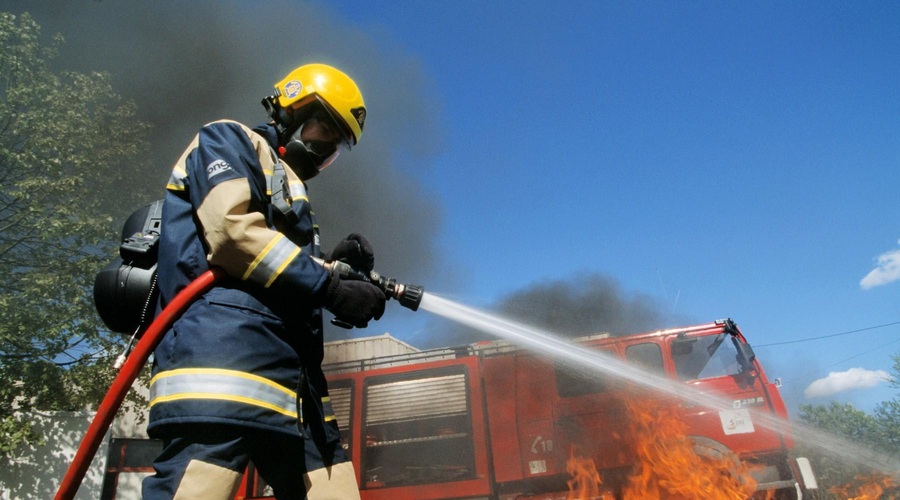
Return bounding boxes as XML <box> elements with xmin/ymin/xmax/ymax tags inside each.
<box><xmin>273</xmin><ymin>63</ymin><xmax>366</xmax><ymax>146</ymax></box>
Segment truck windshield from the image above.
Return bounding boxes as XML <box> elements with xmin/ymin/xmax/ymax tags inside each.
<box><xmin>671</xmin><ymin>333</ymin><xmax>742</xmax><ymax>381</ymax></box>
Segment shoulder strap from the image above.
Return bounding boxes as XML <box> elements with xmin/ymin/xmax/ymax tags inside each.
<box><xmin>270</xmin><ymin>158</ymin><xmax>300</xmax><ymax>226</ymax></box>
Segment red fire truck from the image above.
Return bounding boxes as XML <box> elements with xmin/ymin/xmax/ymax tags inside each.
<box><xmin>234</xmin><ymin>318</ymin><xmax>818</xmax><ymax>499</ymax></box>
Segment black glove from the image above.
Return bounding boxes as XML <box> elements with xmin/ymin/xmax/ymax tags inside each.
<box><xmin>324</xmin><ymin>274</ymin><xmax>386</xmax><ymax>328</ymax></box>
<box><xmin>325</xmin><ymin>233</ymin><xmax>375</xmax><ymax>273</ymax></box>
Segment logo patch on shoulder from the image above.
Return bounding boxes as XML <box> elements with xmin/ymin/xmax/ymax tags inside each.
<box><xmin>206</xmin><ymin>159</ymin><xmax>233</xmax><ymax>180</ymax></box>
<box><xmin>284</xmin><ymin>80</ymin><xmax>303</xmax><ymax>99</ymax></box>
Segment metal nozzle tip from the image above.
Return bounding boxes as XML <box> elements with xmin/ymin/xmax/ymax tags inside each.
<box><xmin>398</xmin><ymin>285</ymin><xmax>424</xmax><ymax>312</ymax></box>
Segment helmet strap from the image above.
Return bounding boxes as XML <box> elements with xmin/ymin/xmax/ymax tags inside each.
<box><xmin>262</xmin><ymin>96</ymin><xmax>295</xmax><ymax>139</ymax></box>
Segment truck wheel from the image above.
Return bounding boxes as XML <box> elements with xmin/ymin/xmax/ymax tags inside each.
<box><xmin>690</xmin><ymin>436</ymin><xmax>801</xmax><ymax>500</ymax></box>
<box><xmin>689</xmin><ymin>435</ymin><xmax>742</xmax><ymax>469</ymax></box>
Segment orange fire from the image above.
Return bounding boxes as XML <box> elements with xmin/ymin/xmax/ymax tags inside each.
<box><xmin>567</xmin><ymin>397</ymin><xmax>762</xmax><ymax>499</ymax></box>
<box><xmin>566</xmin><ymin>450</ymin><xmax>614</xmax><ymax>500</ymax></box>
<box><xmin>829</xmin><ymin>473</ymin><xmax>899</xmax><ymax>500</ymax></box>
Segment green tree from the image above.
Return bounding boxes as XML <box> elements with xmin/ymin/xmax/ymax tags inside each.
<box><xmin>796</xmin><ymin>352</ymin><xmax>900</xmax><ymax>497</ymax></box>
<box><xmin>873</xmin><ymin>353</ymin><xmax>900</xmax><ymax>462</ymax></box>
<box><xmin>0</xmin><ymin>12</ymin><xmax>152</xmax><ymax>455</ymax></box>
<box><xmin>796</xmin><ymin>402</ymin><xmax>881</xmax><ymax>492</ymax></box>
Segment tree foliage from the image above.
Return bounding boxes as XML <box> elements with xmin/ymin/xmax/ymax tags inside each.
<box><xmin>795</xmin><ymin>353</ymin><xmax>900</xmax><ymax>497</ymax></box>
<box><xmin>0</xmin><ymin>12</ymin><xmax>152</xmax><ymax>455</ymax></box>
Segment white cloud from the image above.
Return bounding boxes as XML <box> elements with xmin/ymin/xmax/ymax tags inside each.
<box><xmin>860</xmin><ymin>240</ymin><xmax>900</xmax><ymax>289</ymax></box>
<box><xmin>804</xmin><ymin>368</ymin><xmax>890</xmax><ymax>398</ymax></box>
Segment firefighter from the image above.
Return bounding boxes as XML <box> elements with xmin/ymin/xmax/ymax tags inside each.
<box><xmin>142</xmin><ymin>64</ymin><xmax>382</xmax><ymax>499</ymax></box>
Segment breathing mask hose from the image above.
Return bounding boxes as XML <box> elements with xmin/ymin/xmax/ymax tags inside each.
<box><xmin>55</xmin><ymin>268</ymin><xmax>225</xmax><ymax>500</ymax></box>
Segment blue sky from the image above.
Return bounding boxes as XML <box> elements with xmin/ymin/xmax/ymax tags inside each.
<box><xmin>4</xmin><ymin>0</ymin><xmax>896</xmax><ymax>417</ymax></box>
<box><xmin>324</xmin><ymin>1</ymin><xmax>900</xmax><ymax>414</ymax></box>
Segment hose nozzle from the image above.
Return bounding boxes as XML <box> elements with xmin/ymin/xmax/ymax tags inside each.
<box><xmin>326</xmin><ymin>260</ymin><xmax>424</xmax><ymax>312</ymax></box>
<box><xmin>368</xmin><ymin>271</ymin><xmax>424</xmax><ymax>311</ymax></box>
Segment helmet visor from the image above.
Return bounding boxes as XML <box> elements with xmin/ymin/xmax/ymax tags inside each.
<box><xmin>313</xmin><ymin>145</ymin><xmax>340</xmax><ymax>173</ymax></box>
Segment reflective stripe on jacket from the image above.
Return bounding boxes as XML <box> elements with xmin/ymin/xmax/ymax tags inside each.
<box><xmin>150</xmin><ymin>368</ymin><xmax>298</xmax><ymax>419</ymax></box>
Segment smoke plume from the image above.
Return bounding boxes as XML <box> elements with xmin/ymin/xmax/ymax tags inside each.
<box><xmin>0</xmin><ymin>0</ymin><xmax>444</xmax><ymax>287</ymax></box>
<box><xmin>3</xmin><ymin>2</ymin><xmax>679</xmax><ymax>348</ymax></box>
<box><xmin>426</xmin><ymin>272</ymin><xmax>680</xmax><ymax>348</ymax></box>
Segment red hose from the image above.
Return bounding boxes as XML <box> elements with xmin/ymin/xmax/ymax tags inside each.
<box><xmin>55</xmin><ymin>268</ymin><xmax>224</xmax><ymax>500</ymax></box>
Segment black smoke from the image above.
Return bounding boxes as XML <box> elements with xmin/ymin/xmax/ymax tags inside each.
<box><xmin>2</xmin><ymin>1</ymin><xmax>680</xmax><ymax>347</ymax></box>
<box><xmin>424</xmin><ymin>272</ymin><xmax>685</xmax><ymax>349</ymax></box>
<box><xmin>0</xmin><ymin>0</ymin><xmax>444</xmax><ymax>288</ymax></box>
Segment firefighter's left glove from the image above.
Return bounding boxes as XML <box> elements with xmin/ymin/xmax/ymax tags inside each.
<box><xmin>324</xmin><ymin>273</ymin><xmax>386</xmax><ymax>328</ymax></box>
<box><xmin>325</xmin><ymin>233</ymin><xmax>375</xmax><ymax>273</ymax></box>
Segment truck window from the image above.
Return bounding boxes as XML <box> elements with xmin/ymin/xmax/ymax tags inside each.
<box><xmin>362</xmin><ymin>366</ymin><xmax>475</xmax><ymax>488</ymax></box>
<box><xmin>625</xmin><ymin>342</ymin><xmax>664</xmax><ymax>374</ymax></box>
<box><xmin>671</xmin><ymin>333</ymin><xmax>742</xmax><ymax>381</ymax></box>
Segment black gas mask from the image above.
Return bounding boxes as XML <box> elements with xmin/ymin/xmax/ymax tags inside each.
<box><xmin>280</xmin><ymin>117</ymin><xmax>343</xmax><ymax>181</ymax></box>
<box><xmin>263</xmin><ymin>97</ymin><xmax>350</xmax><ymax>181</ymax></box>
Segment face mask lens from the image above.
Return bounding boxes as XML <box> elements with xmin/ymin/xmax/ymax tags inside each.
<box><xmin>286</xmin><ymin>125</ymin><xmax>342</xmax><ymax>175</ymax></box>
<box><xmin>305</xmin><ymin>140</ymin><xmax>337</xmax><ymax>158</ymax></box>
<box><xmin>316</xmin><ymin>149</ymin><xmax>340</xmax><ymax>173</ymax></box>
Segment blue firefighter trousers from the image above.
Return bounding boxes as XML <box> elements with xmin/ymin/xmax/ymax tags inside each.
<box><xmin>141</xmin><ymin>423</ymin><xmax>357</xmax><ymax>500</ymax></box>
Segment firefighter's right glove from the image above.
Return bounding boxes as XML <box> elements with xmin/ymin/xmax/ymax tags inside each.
<box><xmin>324</xmin><ymin>273</ymin><xmax>386</xmax><ymax>328</ymax></box>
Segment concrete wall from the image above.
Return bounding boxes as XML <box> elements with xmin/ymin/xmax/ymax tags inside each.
<box><xmin>0</xmin><ymin>411</ymin><xmax>107</xmax><ymax>500</ymax></box>
<box><xmin>322</xmin><ymin>333</ymin><xmax>419</xmax><ymax>365</ymax></box>
<box><xmin>111</xmin><ymin>383</ymin><xmax>150</xmax><ymax>440</ymax></box>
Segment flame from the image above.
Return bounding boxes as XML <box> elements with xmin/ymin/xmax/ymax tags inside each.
<box><xmin>621</xmin><ymin>397</ymin><xmax>759</xmax><ymax>499</ymax></box>
<box><xmin>566</xmin><ymin>450</ymin><xmax>614</xmax><ymax>500</ymax></box>
<box><xmin>567</xmin><ymin>397</ymin><xmax>763</xmax><ymax>499</ymax></box>
<box><xmin>829</xmin><ymin>473</ymin><xmax>899</xmax><ymax>500</ymax></box>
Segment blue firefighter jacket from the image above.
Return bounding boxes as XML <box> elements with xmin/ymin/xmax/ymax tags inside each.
<box><xmin>148</xmin><ymin>121</ymin><xmax>339</xmax><ymax>442</ymax></box>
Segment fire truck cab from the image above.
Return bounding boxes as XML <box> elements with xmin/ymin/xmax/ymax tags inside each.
<box><xmin>237</xmin><ymin>319</ymin><xmax>818</xmax><ymax>499</ymax></box>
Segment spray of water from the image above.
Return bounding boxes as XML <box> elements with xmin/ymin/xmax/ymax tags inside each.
<box><xmin>419</xmin><ymin>293</ymin><xmax>900</xmax><ymax>477</ymax></box>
